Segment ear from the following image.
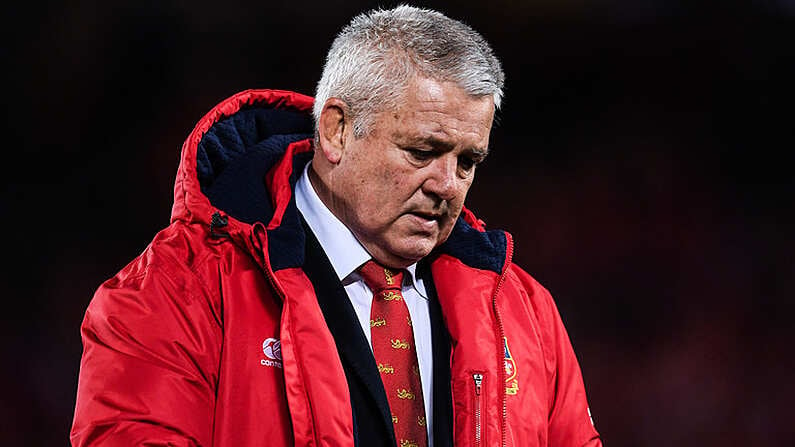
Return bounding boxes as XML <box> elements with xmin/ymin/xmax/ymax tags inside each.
<box><xmin>316</xmin><ymin>98</ymin><xmax>349</xmax><ymax>164</ymax></box>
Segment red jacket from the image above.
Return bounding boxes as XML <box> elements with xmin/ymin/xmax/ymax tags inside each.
<box><xmin>71</xmin><ymin>89</ymin><xmax>602</xmax><ymax>447</ymax></box>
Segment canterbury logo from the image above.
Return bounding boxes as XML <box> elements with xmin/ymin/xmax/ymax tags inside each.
<box><xmin>262</xmin><ymin>338</ymin><xmax>282</xmax><ymax>360</ymax></box>
<box><xmin>260</xmin><ymin>338</ymin><xmax>283</xmax><ymax>369</ymax></box>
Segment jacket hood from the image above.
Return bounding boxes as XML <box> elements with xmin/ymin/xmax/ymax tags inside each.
<box><xmin>171</xmin><ymin>89</ymin><xmax>314</xmax><ymax>228</ymax></box>
<box><xmin>170</xmin><ymin>89</ymin><xmax>509</xmax><ymax>274</ymax></box>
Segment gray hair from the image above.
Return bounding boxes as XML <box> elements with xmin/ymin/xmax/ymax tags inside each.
<box><xmin>314</xmin><ymin>5</ymin><xmax>505</xmax><ymax>138</ymax></box>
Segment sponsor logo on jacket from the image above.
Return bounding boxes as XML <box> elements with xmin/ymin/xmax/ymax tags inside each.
<box><xmin>261</xmin><ymin>338</ymin><xmax>283</xmax><ymax>368</ymax></box>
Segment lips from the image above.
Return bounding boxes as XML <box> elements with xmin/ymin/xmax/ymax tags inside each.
<box><xmin>405</xmin><ymin>211</ymin><xmax>446</xmax><ymax>233</ymax></box>
<box><xmin>408</xmin><ymin>210</ymin><xmax>446</xmax><ymax>222</ymax></box>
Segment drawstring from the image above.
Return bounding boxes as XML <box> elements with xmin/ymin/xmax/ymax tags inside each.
<box><xmin>249</xmin><ymin>222</ymin><xmax>266</xmax><ymax>256</ymax></box>
<box><xmin>210</xmin><ymin>211</ymin><xmax>230</xmax><ymax>238</ymax></box>
<box><xmin>208</xmin><ymin>211</ymin><xmax>268</xmax><ymax>271</ymax></box>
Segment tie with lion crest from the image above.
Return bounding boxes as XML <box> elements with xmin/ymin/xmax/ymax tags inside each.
<box><xmin>358</xmin><ymin>260</ymin><xmax>427</xmax><ymax>447</ymax></box>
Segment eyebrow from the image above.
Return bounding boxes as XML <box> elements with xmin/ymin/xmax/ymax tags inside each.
<box><xmin>398</xmin><ymin>134</ymin><xmax>490</xmax><ymax>157</ymax></box>
<box><xmin>470</xmin><ymin>148</ymin><xmax>489</xmax><ymax>162</ymax></box>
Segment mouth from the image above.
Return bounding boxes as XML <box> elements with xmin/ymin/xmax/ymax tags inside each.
<box><xmin>411</xmin><ymin>210</ymin><xmax>444</xmax><ymax>220</ymax></box>
<box><xmin>406</xmin><ymin>211</ymin><xmax>444</xmax><ymax>230</ymax></box>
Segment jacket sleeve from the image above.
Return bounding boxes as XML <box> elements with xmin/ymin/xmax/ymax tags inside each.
<box><xmin>71</xmin><ymin>255</ymin><xmax>222</xmax><ymax>447</ymax></box>
<box><xmin>514</xmin><ymin>266</ymin><xmax>603</xmax><ymax>447</ymax></box>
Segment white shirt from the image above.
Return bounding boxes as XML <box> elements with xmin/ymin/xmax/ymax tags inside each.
<box><xmin>295</xmin><ymin>162</ymin><xmax>434</xmax><ymax>445</ymax></box>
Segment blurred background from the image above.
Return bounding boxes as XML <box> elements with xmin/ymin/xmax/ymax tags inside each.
<box><xmin>3</xmin><ymin>0</ymin><xmax>793</xmax><ymax>445</ymax></box>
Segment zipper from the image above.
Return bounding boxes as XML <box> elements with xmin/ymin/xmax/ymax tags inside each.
<box><xmin>491</xmin><ymin>232</ymin><xmax>514</xmax><ymax>447</ymax></box>
<box><xmin>473</xmin><ymin>373</ymin><xmax>484</xmax><ymax>447</ymax></box>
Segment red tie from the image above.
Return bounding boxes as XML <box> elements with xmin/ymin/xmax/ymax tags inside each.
<box><xmin>358</xmin><ymin>260</ymin><xmax>428</xmax><ymax>447</ymax></box>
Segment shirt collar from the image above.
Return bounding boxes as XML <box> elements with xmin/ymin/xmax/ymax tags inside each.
<box><xmin>294</xmin><ymin>162</ymin><xmax>428</xmax><ymax>299</ymax></box>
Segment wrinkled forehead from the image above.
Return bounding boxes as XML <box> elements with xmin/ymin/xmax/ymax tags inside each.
<box><xmin>384</xmin><ymin>77</ymin><xmax>495</xmax><ymax>147</ymax></box>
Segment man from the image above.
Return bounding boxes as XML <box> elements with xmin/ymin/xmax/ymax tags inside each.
<box><xmin>72</xmin><ymin>5</ymin><xmax>601</xmax><ymax>447</ymax></box>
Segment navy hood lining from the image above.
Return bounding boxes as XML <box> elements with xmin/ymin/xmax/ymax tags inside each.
<box><xmin>197</xmin><ymin>106</ymin><xmax>313</xmax><ymax>226</ymax></box>
<box><xmin>434</xmin><ymin>217</ymin><xmax>507</xmax><ymax>274</ymax></box>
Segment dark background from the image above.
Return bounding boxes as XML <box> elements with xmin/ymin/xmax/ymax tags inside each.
<box><xmin>3</xmin><ymin>0</ymin><xmax>794</xmax><ymax>445</ymax></box>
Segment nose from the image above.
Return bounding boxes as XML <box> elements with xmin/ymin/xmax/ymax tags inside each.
<box><xmin>422</xmin><ymin>156</ymin><xmax>459</xmax><ymax>202</ymax></box>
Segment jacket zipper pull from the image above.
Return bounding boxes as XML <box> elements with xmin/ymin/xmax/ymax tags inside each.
<box><xmin>473</xmin><ymin>373</ymin><xmax>483</xmax><ymax>395</ymax></box>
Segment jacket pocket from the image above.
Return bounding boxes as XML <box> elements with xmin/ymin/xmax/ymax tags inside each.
<box><xmin>471</xmin><ymin>371</ymin><xmax>486</xmax><ymax>447</ymax></box>
<box><xmin>453</xmin><ymin>370</ymin><xmax>489</xmax><ymax>447</ymax></box>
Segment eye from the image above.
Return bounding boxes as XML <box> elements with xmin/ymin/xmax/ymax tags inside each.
<box><xmin>458</xmin><ymin>155</ymin><xmax>476</xmax><ymax>172</ymax></box>
<box><xmin>406</xmin><ymin>148</ymin><xmax>434</xmax><ymax>162</ymax></box>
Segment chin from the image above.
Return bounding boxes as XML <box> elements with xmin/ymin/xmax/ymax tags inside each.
<box><xmin>392</xmin><ymin>238</ymin><xmax>437</xmax><ymax>263</ymax></box>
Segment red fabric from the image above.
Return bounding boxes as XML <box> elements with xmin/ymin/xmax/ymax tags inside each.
<box><xmin>359</xmin><ymin>261</ymin><xmax>427</xmax><ymax>447</ymax></box>
<box><xmin>264</xmin><ymin>139</ymin><xmax>314</xmax><ymax>230</ymax></box>
<box><xmin>71</xmin><ymin>89</ymin><xmax>602</xmax><ymax>447</ymax></box>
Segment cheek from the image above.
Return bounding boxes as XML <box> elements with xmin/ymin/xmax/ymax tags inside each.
<box><xmin>463</xmin><ymin>175</ymin><xmax>476</xmax><ymax>195</ymax></box>
<box><xmin>390</xmin><ymin>174</ymin><xmax>413</xmax><ymax>194</ymax></box>
<box><xmin>451</xmin><ymin>179</ymin><xmax>473</xmax><ymax>206</ymax></box>
<box><xmin>379</xmin><ymin>165</ymin><xmax>415</xmax><ymax>197</ymax></box>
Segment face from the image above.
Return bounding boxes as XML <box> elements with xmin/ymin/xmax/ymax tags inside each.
<box><xmin>317</xmin><ymin>77</ymin><xmax>495</xmax><ymax>268</ymax></box>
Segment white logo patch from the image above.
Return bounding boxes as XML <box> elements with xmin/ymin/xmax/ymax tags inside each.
<box><xmin>261</xmin><ymin>338</ymin><xmax>283</xmax><ymax>368</ymax></box>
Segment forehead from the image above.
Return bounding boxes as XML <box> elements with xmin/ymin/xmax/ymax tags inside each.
<box><xmin>384</xmin><ymin>77</ymin><xmax>495</xmax><ymax>149</ymax></box>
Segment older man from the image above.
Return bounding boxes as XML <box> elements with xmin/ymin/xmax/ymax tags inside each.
<box><xmin>72</xmin><ymin>5</ymin><xmax>601</xmax><ymax>447</ymax></box>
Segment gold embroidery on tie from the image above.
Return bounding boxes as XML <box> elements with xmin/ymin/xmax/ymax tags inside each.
<box><xmin>391</xmin><ymin>339</ymin><xmax>409</xmax><ymax>349</ymax></box>
<box><xmin>370</xmin><ymin>317</ymin><xmax>386</xmax><ymax>327</ymax></box>
<box><xmin>378</xmin><ymin>363</ymin><xmax>395</xmax><ymax>374</ymax></box>
<box><xmin>417</xmin><ymin>416</ymin><xmax>426</xmax><ymax>427</ymax></box>
<box><xmin>384</xmin><ymin>268</ymin><xmax>395</xmax><ymax>285</ymax></box>
<box><xmin>382</xmin><ymin>291</ymin><xmax>401</xmax><ymax>301</ymax></box>
<box><xmin>392</xmin><ymin>415</ymin><xmax>399</xmax><ymax>424</ymax></box>
<box><xmin>400</xmin><ymin>440</ymin><xmax>419</xmax><ymax>447</ymax></box>
<box><xmin>412</xmin><ymin>365</ymin><xmax>419</xmax><ymax>376</ymax></box>
<box><xmin>397</xmin><ymin>389</ymin><xmax>415</xmax><ymax>400</ymax></box>
<box><xmin>407</xmin><ymin>316</ymin><xmax>412</xmax><ymax>327</ymax></box>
